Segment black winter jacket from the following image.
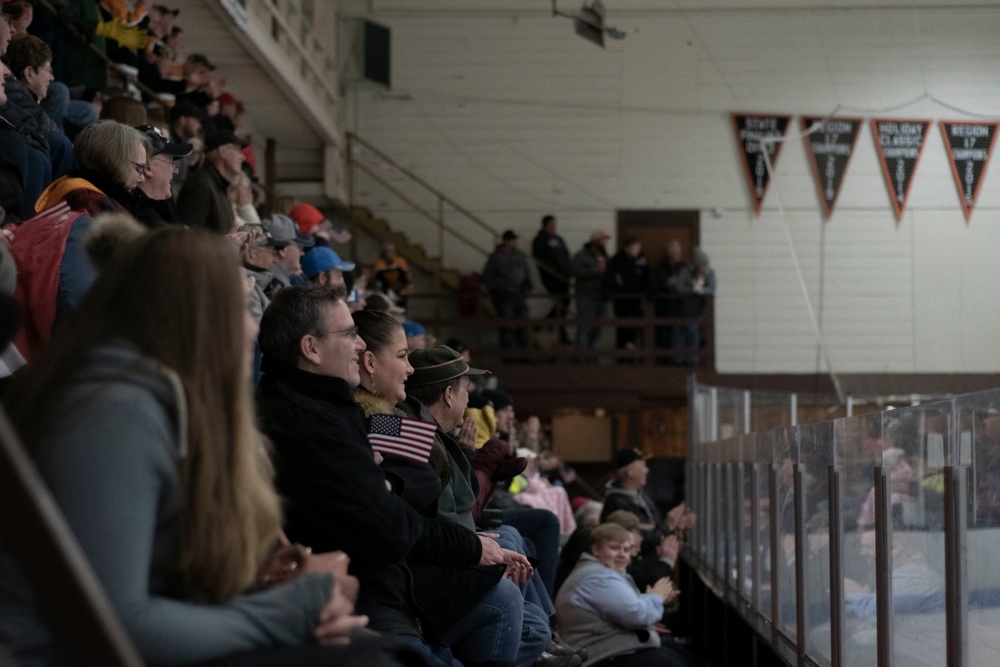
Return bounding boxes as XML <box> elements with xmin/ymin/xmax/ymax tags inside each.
<box><xmin>256</xmin><ymin>359</ymin><xmax>487</xmax><ymax>638</ymax></box>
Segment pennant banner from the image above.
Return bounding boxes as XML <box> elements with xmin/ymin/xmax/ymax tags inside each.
<box><xmin>871</xmin><ymin>118</ymin><xmax>931</xmax><ymax>220</ymax></box>
<box><xmin>801</xmin><ymin>117</ymin><xmax>863</xmax><ymax>219</ymax></box>
<box><xmin>732</xmin><ymin>114</ymin><xmax>792</xmax><ymax>214</ymax></box>
<box><xmin>939</xmin><ymin>121</ymin><xmax>1000</xmax><ymax>221</ymax></box>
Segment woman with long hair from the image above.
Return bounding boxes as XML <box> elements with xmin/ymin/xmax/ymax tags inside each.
<box><xmin>0</xmin><ymin>228</ymin><xmax>373</xmax><ymax>666</ymax></box>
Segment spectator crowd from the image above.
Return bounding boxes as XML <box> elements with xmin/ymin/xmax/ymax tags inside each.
<box><xmin>0</xmin><ymin>4</ymin><xmax>705</xmax><ymax>667</ymax></box>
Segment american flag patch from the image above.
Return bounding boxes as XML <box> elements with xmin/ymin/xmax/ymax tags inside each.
<box><xmin>367</xmin><ymin>414</ymin><xmax>438</xmax><ymax>464</ymax></box>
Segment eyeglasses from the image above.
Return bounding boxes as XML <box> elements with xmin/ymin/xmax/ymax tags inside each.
<box><xmin>132</xmin><ymin>161</ymin><xmax>149</xmax><ymax>175</ymax></box>
<box><xmin>314</xmin><ymin>326</ymin><xmax>358</xmax><ymax>340</ymax></box>
<box><xmin>151</xmin><ymin>155</ymin><xmax>179</xmax><ymax>173</ymax></box>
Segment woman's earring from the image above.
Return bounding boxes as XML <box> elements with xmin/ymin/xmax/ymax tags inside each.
<box><xmin>369</xmin><ymin>371</ymin><xmax>376</xmax><ymax>395</ymax></box>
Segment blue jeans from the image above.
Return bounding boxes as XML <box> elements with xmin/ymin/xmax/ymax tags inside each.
<box><xmin>42</xmin><ymin>130</ymin><xmax>76</xmax><ymax>179</ymax></box>
<box><xmin>358</xmin><ymin>603</ymin><xmax>463</xmax><ymax>667</ymax></box>
<box><xmin>41</xmin><ymin>82</ymin><xmax>98</xmax><ymax>132</ymax></box>
<box><xmin>576</xmin><ymin>296</ymin><xmax>607</xmax><ymax>350</ymax></box>
<box><xmin>442</xmin><ymin>577</ymin><xmax>523</xmax><ymax>663</ymax></box>
<box><xmin>493</xmin><ymin>297</ymin><xmax>529</xmax><ymax>349</ymax></box>
<box><xmin>499</xmin><ymin>508</ymin><xmax>560</xmax><ymax>598</ymax></box>
<box><xmin>518</xmin><ymin>600</ymin><xmax>552</xmax><ymax>667</ymax></box>
<box><xmin>671</xmin><ymin>323</ymin><xmax>699</xmax><ymax>365</ymax></box>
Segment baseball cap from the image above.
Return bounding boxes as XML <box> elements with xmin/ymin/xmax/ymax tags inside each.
<box><xmin>1</xmin><ymin>0</ymin><xmax>26</xmax><ymax>20</ymax></box>
<box><xmin>135</xmin><ymin>125</ymin><xmax>192</xmax><ymax>158</ymax></box>
<box><xmin>169</xmin><ymin>100</ymin><xmax>204</xmax><ymax>124</ymax></box>
<box><xmin>407</xmin><ymin>345</ymin><xmax>491</xmax><ymax>387</ymax></box>
<box><xmin>186</xmin><ymin>53</ymin><xmax>216</xmax><ymax>71</ymax></box>
<box><xmin>301</xmin><ymin>247</ymin><xmax>355</xmax><ymax>278</ymax></box>
<box><xmin>614</xmin><ymin>447</ymin><xmax>649</xmax><ymax>470</ymax></box>
<box><xmin>262</xmin><ymin>214</ymin><xmax>315</xmax><ymax>249</ymax></box>
<box><xmin>289</xmin><ymin>203</ymin><xmax>328</xmax><ymax>235</ymax></box>
<box><xmin>365</xmin><ymin>292</ymin><xmax>405</xmax><ymax>314</ymax></box>
<box><xmin>204</xmin><ymin>130</ymin><xmax>247</xmax><ymax>152</ymax></box>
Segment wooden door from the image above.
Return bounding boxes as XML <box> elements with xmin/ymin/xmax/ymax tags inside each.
<box><xmin>616</xmin><ymin>210</ymin><xmax>700</xmax><ymax>267</ymax></box>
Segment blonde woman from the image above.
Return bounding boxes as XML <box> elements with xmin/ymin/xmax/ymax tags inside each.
<box><xmin>0</xmin><ymin>229</ymin><xmax>372</xmax><ymax>665</ymax></box>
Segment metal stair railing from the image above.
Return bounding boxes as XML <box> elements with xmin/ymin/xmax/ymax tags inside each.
<box><xmin>345</xmin><ymin>131</ymin><xmax>497</xmax><ymax>288</ymax></box>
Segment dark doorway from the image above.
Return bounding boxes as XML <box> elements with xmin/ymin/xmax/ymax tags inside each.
<box><xmin>615</xmin><ymin>210</ymin><xmax>700</xmax><ymax>266</ymax></box>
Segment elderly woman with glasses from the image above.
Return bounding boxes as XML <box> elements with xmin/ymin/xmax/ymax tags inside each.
<box><xmin>5</xmin><ymin>120</ymin><xmax>152</xmax><ymax>359</ymax></box>
<box><xmin>33</xmin><ymin>119</ymin><xmax>150</xmax><ymax>216</ymax></box>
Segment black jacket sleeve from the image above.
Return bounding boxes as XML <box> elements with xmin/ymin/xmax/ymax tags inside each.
<box><xmin>263</xmin><ymin>400</ymin><xmax>482</xmax><ymax>568</ymax></box>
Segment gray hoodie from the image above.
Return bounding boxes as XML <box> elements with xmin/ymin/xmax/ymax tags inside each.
<box><xmin>0</xmin><ymin>341</ymin><xmax>331</xmax><ymax>665</ymax></box>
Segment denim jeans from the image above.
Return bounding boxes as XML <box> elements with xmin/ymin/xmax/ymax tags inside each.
<box><xmin>441</xmin><ymin>577</ymin><xmax>523</xmax><ymax>663</ymax></box>
<box><xmin>576</xmin><ymin>296</ymin><xmax>607</xmax><ymax>350</ymax></box>
<box><xmin>493</xmin><ymin>297</ymin><xmax>529</xmax><ymax>349</ymax></box>
<box><xmin>41</xmin><ymin>82</ymin><xmax>98</xmax><ymax>132</ymax></box>
<box><xmin>495</xmin><ymin>523</ymin><xmax>555</xmax><ymax>620</ymax></box>
<box><xmin>499</xmin><ymin>508</ymin><xmax>560</xmax><ymax>598</ymax></box>
<box><xmin>42</xmin><ymin>130</ymin><xmax>76</xmax><ymax>179</ymax></box>
<box><xmin>358</xmin><ymin>602</ymin><xmax>463</xmax><ymax>667</ymax></box>
<box><xmin>518</xmin><ymin>600</ymin><xmax>552</xmax><ymax>667</ymax></box>
<box><xmin>670</xmin><ymin>324</ymin><xmax>700</xmax><ymax>365</ymax></box>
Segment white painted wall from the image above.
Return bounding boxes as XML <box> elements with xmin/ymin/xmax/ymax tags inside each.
<box><xmin>340</xmin><ymin>1</ymin><xmax>1000</xmax><ymax>374</ymax></box>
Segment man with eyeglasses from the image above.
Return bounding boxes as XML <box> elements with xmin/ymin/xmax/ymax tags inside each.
<box><xmin>257</xmin><ymin>285</ymin><xmax>524</xmax><ymax>667</ymax></box>
<box><xmin>132</xmin><ymin>124</ymin><xmax>191</xmax><ymax>227</ymax></box>
<box><xmin>177</xmin><ymin>128</ymin><xmax>245</xmax><ymax>233</ymax></box>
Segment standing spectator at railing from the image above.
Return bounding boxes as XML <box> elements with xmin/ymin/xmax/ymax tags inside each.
<box><xmin>482</xmin><ymin>229</ymin><xmax>533</xmax><ymax>351</ymax></box>
<box><xmin>654</xmin><ymin>240</ymin><xmax>687</xmax><ymax>359</ymax></box>
<box><xmin>675</xmin><ymin>248</ymin><xmax>715</xmax><ymax>366</ymax></box>
<box><xmin>177</xmin><ymin>129</ymin><xmax>244</xmax><ymax>233</ymax></box>
<box><xmin>604</xmin><ymin>236</ymin><xmax>652</xmax><ymax>357</ymax></box>
<box><xmin>572</xmin><ymin>229</ymin><xmax>610</xmax><ymax>351</ymax></box>
<box><xmin>372</xmin><ymin>241</ymin><xmax>413</xmax><ymax>308</ymax></box>
<box><xmin>532</xmin><ymin>214</ymin><xmax>572</xmax><ymax>346</ymax></box>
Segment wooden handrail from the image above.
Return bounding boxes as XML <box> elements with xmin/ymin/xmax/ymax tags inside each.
<box><xmin>409</xmin><ymin>294</ymin><xmax>715</xmax><ymax>367</ymax></box>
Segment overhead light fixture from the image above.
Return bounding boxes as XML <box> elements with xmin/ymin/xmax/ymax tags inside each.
<box><xmin>551</xmin><ymin>0</ymin><xmax>626</xmax><ymax>48</ymax></box>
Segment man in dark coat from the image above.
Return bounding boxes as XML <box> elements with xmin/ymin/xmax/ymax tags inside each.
<box><xmin>176</xmin><ymin>129</ymin><xmax>243</xmax><ymax>233</ymax></box>
<box><xmin>482</xmin><ymin>229</ymin><xmax>533</xmax><ymax>350</ymax></box>
<box><xmin>604</xmin><ymin>236</ymin><xmax>652</xmax><ymax>354</ymax></box>
<box><xmin>256</xmin><ymin>285</ymin><xmax>526</xmax><ymax>667</ymax></box>
<box><xmin>531</xmin><ymin>214</ymin><xmax>572</xmax><ymax>345</ymax></box>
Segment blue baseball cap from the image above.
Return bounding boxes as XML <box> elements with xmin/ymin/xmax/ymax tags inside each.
<box><xmin>402</xmin><ymin>321</ymin><xmax>426</xmax><ymax>338</ymax></box>
<box><xmin>301</xmin><ymin>247</ymin><xmax>355</xmax><ymax>278</ymax></box>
